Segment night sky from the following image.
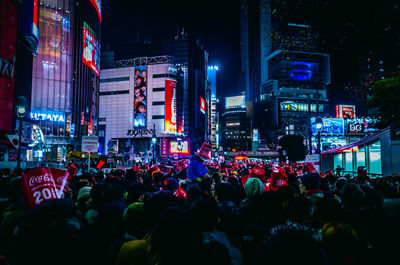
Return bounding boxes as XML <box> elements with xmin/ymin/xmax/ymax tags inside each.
<box><xmin>102</xmin><ymin>0</ymin><xmax>399</xmax><ymax>115</ymax></box>
<box><xmin>102</xmin><ymin>0</ymin><xmax>241</xmax><ymax>99</ymax></box>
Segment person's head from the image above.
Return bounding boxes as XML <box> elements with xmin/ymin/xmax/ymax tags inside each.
<box><xmin>134</xmin><ymin>86</ymin><xmax>141</xmax><ymax>95</ymax></box>
<box><xmin>138</xmin><ymin>93</ymin><xmax>146</xmax><ymax>102</ymax></box>
<box><xmin>215</xmin><ymin>182</ymin><xmax>235</xmax><ymax>203</ymax></box>
<box><xmin>191</xmin><ymin>196</ymin><xmax>219</xmax><ymax>231</ymax></box>
<box><xmin>299</xmin><ymin>173</ymin><xmax>321</xmax><ymax>192</ymax></box>
<box><xmin>340</xmin><ymin>183</ymin><xmax>366</xmax><ymax>210</ymax></box>
<box><xmin>141</xmin><ymin>69</ymin><xmax>146</xmax><ymax>78</ymax></box>
<box><xmin>257</xmin><ymin>228</ymin><xmax>327</xmax><ymax>265</ymax></box>
<box><xmin>151</xmin><ymin>207</ymin><xmax>202</xmax><ymax>265</ymax></box>
<box><xmin>136</xmin><ymin>75</ymin><xmax>143</xmax><ymax>85</ymax></box>
<box><xmin>140</xmin><ymin>84</ymin><xmax>146</xmax><ymax>92</ymax></box>
<box><xmin>135</xmin><ymin>69</ymin><xmax>140</xmax><ymax>76</ymax></box>
<box><xmin>136</xmin><ymin>103</ymin><xmax>146</xmax><ymax>113</ymax></box>
<box><xmin>123</xmin><ymin>202</ymin><xmax>149</xmax><ymax>239</ymax></box>
<box><xmin>320</xmin><ymin>221</ymin><xmax>361</xmax><ymax>265</ymax></box>
<box><xmin>126</xmin><ymin>181</ymin><xmax>145</xmax><ymax>204</ymax></box>
<box><xmin>198</xmin><ymin>176</ymin><xmax>215</xmax><ymax>197</ymax></box>
<box><xmin>244</xmin><ymin>177</ymin><xmax>264</xmax><ymax>200</ymax></box>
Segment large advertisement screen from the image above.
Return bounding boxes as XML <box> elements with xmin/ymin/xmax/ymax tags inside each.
<box><xmin>83</xmin><ymin>22</ymin><xmax>100</xmax><ymax>76</ymax></box>
<box><xmin>165</xmin><ymin>79</ymin><xmax>177</xmax><ymax>133</ymax></box>
<box><xmin>280</xmin><ymin>101</ymin><xmax>324</xmax><ymax>112</ymax></box>
<box><xmin>335</xmin><ymin>105</ymin><xmax>356</xmax><ymax>119</ymax></box>
<box><xmin>169</xmin><ymin>139</ymin><xmax>190</xmax><ymax>156</ymax></box>
<box><xmin>134</xmin><ymin>66</ymin><xmax>147</xmax><ymax>128</ymax></box>
<box><xmin>0</xmin><ymin>0</ymin><xmax>18</xmax><ymax>132</ymax></box>
<box><xmin>311</xmin><ymin>118</ymin><xmax>344</xmax><ymax>135</ymax></box>
<box><xmin>89</xmin><ymin>0</ymin><xmax>101</xmax><ymax>22</ymax></box>
<box><xmin>225</xmin><ymin>95</ymin><xmax>245</xmax><ymax>109</ymax></box>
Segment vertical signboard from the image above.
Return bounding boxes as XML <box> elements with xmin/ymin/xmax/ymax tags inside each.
<box><xmin>165</xmin><ymin>79</ymin><xmax>177</xmax><ymax>133</ymax></box>
<box><xmin>133</xmin><ymin>66</ymin><xmax>147</xmax><ymax>128</ymax></box>
<box><xmin>200</xmin><ymin>96</ymin><xmax>206</xmax><ymax>114</ymax></box>
<box><xmin>335</xmin><ymin>105</ymin><xmax>356</xmax><ymax>119</ymax></box>
<box><xmin>0</xmin><ymin>0</ymin><xmax>18</xmax><ymax>132</ymax></box>
<box><xmin>83</xmin><ymin>22</ymin><xmax>100</xmax><ymax>76</ymax></box>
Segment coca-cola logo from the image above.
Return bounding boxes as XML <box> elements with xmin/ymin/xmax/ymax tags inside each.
<box><xmin>29</xmin><ymin>174</ymin><xmax>53</xmax><ymax>187</ymax></box>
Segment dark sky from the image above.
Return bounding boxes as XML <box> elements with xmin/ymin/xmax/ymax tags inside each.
<box><xmin>102</xmin><ymin>0</ymin><xmax>242</xmax><ymax>98</ymax></box>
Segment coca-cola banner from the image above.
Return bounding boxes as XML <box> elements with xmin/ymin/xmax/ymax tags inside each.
<box><xmin>165</xmin><ymin>79</ymin><xmax>177</xmax><ymax>133</ymax></box>
<box><xmin>21</xmin><ymin>167</ymin><xmax>72</xmax><ymax>208</ymax></box>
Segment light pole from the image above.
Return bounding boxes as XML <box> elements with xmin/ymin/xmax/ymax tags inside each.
<box><xmin>16</xmin><ymin>96</ymin><xmax>27</xmax><ymax>169</ymax></box>
<box><xmin>151</xmin><ymin>124</ymin><xmax>156</xmax><ymax>164</ymax></box>
<box><xmin>315</xmin><ymin>116</ymin><xmax>323</xmax><ymax>155</ymax></box>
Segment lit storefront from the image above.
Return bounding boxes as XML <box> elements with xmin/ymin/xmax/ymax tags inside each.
<box><xmin>321</xmin><ymin>127</ymin><xmax>400</xmax><ymax>177</ymax></box>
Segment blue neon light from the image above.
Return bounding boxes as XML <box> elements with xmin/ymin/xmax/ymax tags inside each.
<box><xmin>289</xmin><ymin>61</ymin><xmax>317</xmax><ymax>81</ymax></box>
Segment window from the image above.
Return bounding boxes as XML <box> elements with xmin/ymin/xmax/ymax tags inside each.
<box><xmin>100</xmin><ymin>77</ymin><xmax>130</xmax><ymax>83</ymax></box>
<box><xmin>152</xmin><ymin>115</ymin><xmax>164</xmax><ymax>119</ymax></box>
<box><xmin>99</xmin><ymin>90</ymin><xmax>129</xmax><ymax>96</ymax></box>
<box><xmin>153</xmin><ymin>101</ymin><xmax>165</xmax><ymax>106</ymax></box>
<box><xmin>153</xmin><ymin>74</ymin><xmax>177</xmax><ymax>79</ymax></box>
<box><xmin>153</xmin><ymin>87</ymin><xmax>165</xmax><ymax>92</ymax></box>
<box><xmin>368</xmin><ymin>141</ymin><xmax>382</xmax><ymax>175</ymax></box>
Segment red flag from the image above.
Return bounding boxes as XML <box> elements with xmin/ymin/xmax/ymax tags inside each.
<box><xmin>21</xmin><ymin>167</ymin><xmax>59</xmax><ymax>208</ymax></box>
<box><xmin>50</xmin><ymin>168</ymin><xmax>72</xmax><ymax>198</ymax></box>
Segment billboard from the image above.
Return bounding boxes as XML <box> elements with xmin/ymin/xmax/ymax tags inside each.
<box><xmin>169</xmin><ymin>138</ymin><xmax>190</xmax><ymax>156</ymax></box>
<box><xmin>336</xmin><ymin>105</ymin><xmax>356</xmax><ymax>119</ymax></box>
<box><xmin>0</xmin><ymin>0</ymin><xmax>18</xmax><ymax>132</ymax></box>
<box><xmin>347</xmin><ymin>118</ymin><xmax>378</xmax><ymax>134</ymax></box>
<box><xmin>89</xmin><ymin>0</ymin><xmax>101</xmax><ymax>22</ymax></box>
<box><xmin>83</xmin><ymin>22</ymin><xmax>100</xmax><ymax>76</ymax></box>
<box><xmin>225</xmin><ymin>95</ymin><xmax>245</xmax><ymax>109</ymax></box>
<box><xmin>133</xmin><ymin>66</ymin><xmax>147</xmax><ymax>128</ymax></box>
<box><xmin>200</xmin><ymin>96</ymin><xmax>206</xmax><ymax>114</ymax></box>
<box><xmin>311</xmin><ymin>118</ymin><xmax>344</xmax><ymax>134</ymax></box>
<box><xmin>165</xmin><ymin>79</ymin><xmax>177</xmax><ymax>133</ymax></box>
<box><xmin>280</xmin><ymin>101</ymin><xmax>324</xmax><ymax>112</ymax></box>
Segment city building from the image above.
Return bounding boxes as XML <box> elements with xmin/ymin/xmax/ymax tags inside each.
<box><xmin>221</xmin><ymin>95</ymin><xmax>251</xmax><ymax>152</ymax></box>
<box><xmin>99</xmin><ymin>55</ymin><xmax>181</xmax><ymax>160</ymax></box>
<box><xmin>104</xmin><ymin>34</ymin><xmax>209</xmax><ymax>152</ymax></box>
<box><xmin>207</xmin><ymin>66</ymin><xmax>220</xmax><ymax>151</ymax></box>
<box><xmin>0</xmin><ymin>0</ymin><xmax>40</xmax><ymax>167</ymax></box>
<box><xmin>28</xmin><ymin>0</ymin><xmax>101</xmax><ymax>162</ymax></box>
<box><xmin>240</xmin><ymin>0</ymin><xmax>331</xmax><ymax>150</ymax></box>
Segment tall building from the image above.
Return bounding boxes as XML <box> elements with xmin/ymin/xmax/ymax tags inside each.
<box><xmin>240</xmin><ymin>0</ymin><xmax>330</xmax><ymax>149</ymax></box>
<box><xmin>221</xmin><ymin>95</ymin><xmax>251</xmax><ymax>152</ymax></box>
<box><xmin>105</xmin><ymin>34</ymin><xmax>209</xmax><ymax>152</ymax></box>
<box><xmin>29</xmin><ymin>0</ymin><xmax>101</xmax><ymax>161</ymax></box>
<box><xmin>99</xmin><ymin>55</ymin><xmax>179</xmax><ymax>158</ymax></box>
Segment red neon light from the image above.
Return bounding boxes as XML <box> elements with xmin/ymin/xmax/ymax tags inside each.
<box><xmin>89</xmin><ymin>0</ymin><xmax>101</xmax><ymax>23</ymax></box>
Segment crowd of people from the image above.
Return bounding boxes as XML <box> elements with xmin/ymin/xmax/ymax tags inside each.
<box><xmin>0</xmin><ymin>145</ymin><xmax>399</xmax><ymax>265</ymax></box>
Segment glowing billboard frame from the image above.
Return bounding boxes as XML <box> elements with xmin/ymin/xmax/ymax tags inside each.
<box><xmin>133</xmin><ymin>66</ymin><xmax>147</xmax><ymax>128</ymax></box>
<box><xmin>165</xmin><ymin>79</ymin><xmax>177</xmax><ymax>133</ymax></box>
<box><xmin>169</xmin><ymin>138</ymin><xmax>190</xmax><ymax>156</ymax></box>
<box><xmin>89</xmin><ymin>0</ymin><xmax>101</xmax><ymax>22</ymax></box>
<box><xmin>82</xmin><ymin>22</ymin><xmax>100</xmax><ymax>76</ymax></box>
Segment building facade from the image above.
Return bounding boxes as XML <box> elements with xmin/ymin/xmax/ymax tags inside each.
<box><xmin>221</xmin><ymin>95</ymin><xmax>251</xmax><ymax>152</ymax></box>
<box><xmin>99</xmin><ymin>56</ymin><xmax>179</xmax><ymax>158</ymax></box>
<box><xmin>29</xmin><ymin>0</ymin><xmax>101</xmax><ymax>162</ymax></box>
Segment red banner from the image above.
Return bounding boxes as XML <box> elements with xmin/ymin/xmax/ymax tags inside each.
<box><xmin>0</xmin><ymin>0</ymin><xmax>18</xmax><ymax>132</ymax></box>
<box><xmin>165</xmin><ymin>79</ymin><xmax>177</xmax><ymax>133</ymax></box>
<box><xmin>21</xmin><ymin>167</ymin><xmax>59</xmax><ymax>208</ymax></box>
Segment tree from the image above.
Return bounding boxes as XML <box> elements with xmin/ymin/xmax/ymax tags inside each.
<box><xmin>367</xmin><ymin>74</ymin><xmax>400</xmax><ymax>129</ymax></box>
<box><xmin>278</xmin><ymin>134</ymin><xmax>306</xmax><ymax>162</ymax></box>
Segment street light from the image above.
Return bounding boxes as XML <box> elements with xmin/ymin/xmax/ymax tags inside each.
<box><xmin>16</xmin><ymin>96</ymin><xmax>28</xmax><ymax>169</ymax></box>
<box><xmin>315</xmin><ymin>116</ymin><xmax>323</xmax><ymax>154</ymax></box>
<box><xmin>151</xmin><ymin>124</ymin><xmax>156</xmax><ymax>164</ymax></box>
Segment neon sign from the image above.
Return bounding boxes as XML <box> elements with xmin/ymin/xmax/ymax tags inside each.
<box><xmin>83</xmin><ymin>22</ymin><xmax>100</xmax><ymax>76</ymax></box>
<box><xmin>289</xmin><ymin>61</ymin><xmax>317</xmax><ymax>81</ymax></box>
<box><xmin>89</xmin><ymin>0</ymin><xmax>101</xmax><ymax>22</ymax></box>
<box><xmin>30</xmin><ymin>111</ymin><xmax>65</xmax><ymax>122</ymax></box>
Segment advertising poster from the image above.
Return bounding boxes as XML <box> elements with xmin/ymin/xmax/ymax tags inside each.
<box><xmin>169</xmin><ymin>138</ymin><xmax>190</xmax><ymax>156</ymax></box>
<box><xmin>83</xmin><ymin>22</ymin><xmax>100</xmax><ymax>76</ymax></box>
<box><xmin>200</xmin><ymin>96</ymin><xmax>206</xmax><ymax>114</ymax></box>
<box><xmin>311</xmin><ymin>118</ymin><xmax>344</xmax><ymax>134</ymax></box>
<box><xmin>133</xmin><ymin>66</ymin><xmax>147</xmax><ymax>128</ymax></box>
<box><xmin>0</xmin><ymin>0</ymin><xmax>18</xmax><ymax>132</ymax></box>
<box><xmin>89</xmin><ymin>0</ymin><xmax>101</xmax><ymax>22</ymax></box>
<box><xmin>165</xmin><ymin>79</ymin><xmax>177</xmax><ymax>133</ymax></box>
<box><xmin>225</xmin><ymin>95</ymin><xmax>246</xmax><ymax>109</ymax></box>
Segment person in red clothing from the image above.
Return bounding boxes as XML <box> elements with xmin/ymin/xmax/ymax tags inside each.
<box><xmin>265</xmin><ymin>166</ymin><xmax>288</xmax><ymax>191</ymax></box>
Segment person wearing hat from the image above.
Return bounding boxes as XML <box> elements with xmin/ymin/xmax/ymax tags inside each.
<box><xmin>187</xmin><ymin>142</ymin><xmax>211</xmax><ymax>182</ymax></box>
<box><xmin>265</xmin><ymin>166</ymin><xmax>288</xmax><ymax>192</ymax></box>
<box><xmin>299</xmin><ymin>173</ymin><xmax>324</xmax><ymax>204</ymax></box>
<box><xmin>75</xmin><ymin>186</ymin><xmax>92</xmax><ymax>219</ymax></box>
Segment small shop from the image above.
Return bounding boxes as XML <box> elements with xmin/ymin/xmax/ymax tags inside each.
<box><xmin>321</xmin><ymin>127</ymin><xmax>400</xmax><ymax>178</ymax></box>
